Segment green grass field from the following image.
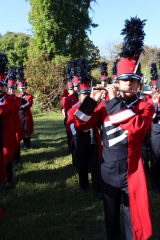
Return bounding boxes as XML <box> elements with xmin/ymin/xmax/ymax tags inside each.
<box><xmin>0</xmin><ymin>111</ymin><xmax>160</xmax><ymax>240</ymax></box>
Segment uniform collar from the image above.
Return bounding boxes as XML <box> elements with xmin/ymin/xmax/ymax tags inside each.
<box><xmin>120</xmin><ymin>94</ymin><xmax>139</xmax><ymax>108</ymax></box>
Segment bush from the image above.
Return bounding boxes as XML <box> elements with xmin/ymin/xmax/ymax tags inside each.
<box><xmin>25</xmin><ymin>54</ymin><xmax>70</xmax><ymax>111</ymax></box>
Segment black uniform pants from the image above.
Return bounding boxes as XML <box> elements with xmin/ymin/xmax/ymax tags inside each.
<box><xmin>142</xmin><ymin>132</ymin><xmax>150</xmax><ymax>171</ymax></box>
<box><xmin>150</xmin><ymin>124</ymin><xmax>160</xmax><ymax>190</ymax></box>
<box><xmin>102</xmin><ymin>181</ymin><xmax>133</xmax><ymax>240</ymax></box>
<box><xmin>100</xmin><ymin>157</ymin><xmax>133</xmax><ymax>240</ymax></box>
<box><xmin>66</xmin><ymin>131</ymin><xmax>72</xmax><ymax>152</ymax></box>
<box><xmin>66</xmin><ymin>130</ymin><xmax>76</xmax><ymax>166</ymax></box>
<box><xmin>74</xmin><ymin>131</ymin><xmax>100</xmax><ymax>190</ymax></box>
<box><xmin>19</xmin><ymin>110</ymin><xmax>30</xmax><ymax>148</ymax></box>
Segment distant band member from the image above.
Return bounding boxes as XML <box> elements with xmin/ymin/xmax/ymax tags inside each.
<box><xmin>18</xmin><ymin>81</ymin><xmax>34</xmax><ymax>149</ymax></box>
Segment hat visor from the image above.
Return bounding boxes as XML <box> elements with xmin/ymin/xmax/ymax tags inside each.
<box><xmin>117</xmin><ymin>74</ymin><xmax>141</xmax><ymax>81</ymax></box>
<box><xmin>67</xmin><ymin>87</ymin><xmax>73</xmax><ymax>90</ymax></box>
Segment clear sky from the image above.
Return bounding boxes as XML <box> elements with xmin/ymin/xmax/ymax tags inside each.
<box><xmin>0</xmin><ymin>0</ymin><xmax>32</xmax><ymax>35</ymax></box>
<box><xmin>0</xmin><ymin>0</ymin><xmax>160</xmax><ymax>56</ymax></box>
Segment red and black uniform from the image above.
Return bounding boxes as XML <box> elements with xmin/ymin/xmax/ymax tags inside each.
<box><xmin>61</xmin><ymin>93</ymin><xmax>79</xmax><ymax>153</ymax></box>
<box><xmin>61</xmin><ymin>93</ymin><xmax>79</xmax><ymax>123</ymax></box>
<box><xmin>146</xmin><ymin>65</ymin><xmax>160</xmax><ymax>186</ymax></box>
<box><xmin>61</xmin><ymin>88</ymin><xmax>69</xmax><ymax>99</ymax></box>
<box><xmin>13</xmin><ymin>95</ymin><xmax>24</xmax><ymax>147</ymax></box>
<box><xmin>0</xmin><ymin>53</ymin><xmax>8</xmax><ymax>220</ymax></box>
<box><xmin>147</xmin><ymin>94</ymin><xmax>160</xmax><ymax>192</ymax></box>
<box><xmin>138</xmin><ymin>92</ymin><xmax>153</xmax><ymax>172</ymax></box>
<box><xmin>60</xmin><ymin>88</ymin><xmax>69</xmax><ymax>112</ymax></box>
<box><xmin>0</xmin><ymin>93</ymin><xmax>15</xmax><ymax>183</ymax></box>
<box><xmin>18</xmin><ymin>92</ymin><xmax>34</xmax><ymax>148</ymax></box>
<box><xmin>67</xmin><ymin>102</ymin><xmax>102</xmax><ymax>193</ymax></box>
<box><xmin>10</xmin><ymin>94</ymin><xmax>24</xmax><ymax>161</ymax></box>
<box><xmin>7</xmin><ymin>77</ymin><xmax>24</xmax><ymax>161</ymax></box>
<box><xmin>0</xmin><ymin>105</ymin><xmax>6</xmax><ymax>182</ymax></box>
<box><xmin>68</xmin><ymin>95</ymin><xmax>154</xmax><ymax>240</ymax></box>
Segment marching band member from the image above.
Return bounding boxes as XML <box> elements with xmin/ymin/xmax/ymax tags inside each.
<box><xmin>7</xmin><ymin>73</ymin><xmax>24</xmax><ymax>162</ymax></box>
<box><xmin>0</xmin><ymin>76</ymin><xmax>15</xmax><ymax>188</ymax></box>
<box><xmin>66</xmin><ymin>17</ymin><xmax>154</xmax><ymax>240</ymax></box>
<box><xmin>148</xmin><ymin>68</ymin><xmax>160</xmax><ymax>193</ymax></box>
<box><xmin>61</xmin><ymin>80</ymin><xmax>79</xmax><ymax>155</ymax></box>
<box><xmin>67</xmin><ymin>71</ymin><xmax>102</xmax><ymax>195</ymax></box>
<box><xmin>18</xmin><ymin>81</ymin><xmax>34</xmax><ymax>149</ymax></box>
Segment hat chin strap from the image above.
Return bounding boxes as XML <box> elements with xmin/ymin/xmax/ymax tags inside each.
<box><xmin>134</xmin><ymin>56</ymin><xmax>140</xmax><ymax>74</ymax></box>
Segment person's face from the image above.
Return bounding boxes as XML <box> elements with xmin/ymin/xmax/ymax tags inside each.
<box><xmin>68</xmin><ymin>89</ymin><xmax>73</xmax><ymax>95</ymax></box>
<box><xmin>118</xmin><ymin>78</ymin><xmax>140</xmax><ymax>98</ymax></box>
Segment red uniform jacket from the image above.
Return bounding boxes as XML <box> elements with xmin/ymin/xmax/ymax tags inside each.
<box><xmin>67</xmin><ymin>96</ymin><xmax>154</xmax><ymax>240</ymax></box>
<box><xmin>11</xmin><ymin>95</ymin><xmax>24</xmax><ymax>150</ymax></box>
<box><xmin>144</xmin><ymin>93</ymin><xmax>152</xmax><ymax>101</ymax></box>
<box><xmin>61</xmin><ymin>93</ymin><xmax>79</xmax><ymax>116</ymax></box>
<box><xmin>67</xmin><ymin>103</ymin><xmax>102</xmax><ymax>161</ymax></box>
<box><xmin>0</xmin><ymin>94</ymin><xmax>15</xmax><ymax>164</ymax></box>
<box><xmin>19</xmin><ymin>93</ymin><xmax>34</xmax><ymax>137</ymax></box>
<box><xmin>140</xmin><ymin>93</ymin><xmax>152</xmax><ymax>101</ymax></box>
<box><xmin>61</xmin><ymin>88</ymin><xmax>69</xmax><ymax>99</ymax></box>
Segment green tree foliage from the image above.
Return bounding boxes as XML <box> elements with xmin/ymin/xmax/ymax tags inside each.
<box><xmin>0</xmin><ymin>32</ymin><xmax>31</xmax><ymax>66</ymax></box>
<box><xmin>85</xmin><ymin>37</ymin><xmax>100</xmax><ymax>68</ymax></box>
<box><xmin>140</xmin><ymin>46</ymin><xmax>160</xmax><ymax>83</ymax></box>
<box><xmin>25</xmin><ymin>0</ymin><xmax>100</xmax><ymax>111</ymax></box>
<box><xmin>25</xmin><ymin>54</ymin><xmax>70</xmax><ymax>111</ymax></box>
<box><xmin>28</xmin><ymin>0</ymin><xmax>99</xmax><ymax>61</ymax></box>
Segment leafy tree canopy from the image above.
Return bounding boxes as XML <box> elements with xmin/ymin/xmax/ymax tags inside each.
<box><xmin>28</xmin><ymin>0</ymin><xmax>98</xmax><ymax>61</ymax></box>
<box><xmin>0</xmin><ymin>32</ymin><xmax>31</xmax><ymax>67</ymax></box>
